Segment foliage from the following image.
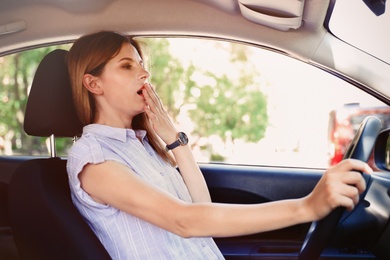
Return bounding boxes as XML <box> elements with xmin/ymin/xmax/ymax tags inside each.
<box><xmin>0</xmin><ymin>45</ymin><xmax>70</xmax><ymax>156</ymax></box>
<box><xmin>143</xmin><ymin>38</ymin><xmax>268</xmax><ymax>160</ymax></box>
<box><xmin>0</xmin><ymin>39</ymin><xmax>268</xmax><ymax>161</ymax></box>
<box><xmin>141</xmin><ymin>38</ymin><xmax>185</xmax><ymax>118</ymax></box>
<box><xmin>189</xmin><ymin>72</ymin><xmax>268</xmax><ymax>143</ymax></box>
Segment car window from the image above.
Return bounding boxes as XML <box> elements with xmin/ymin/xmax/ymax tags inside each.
<box><xmin>140</xmin><ymin>37</ymin><xmax>389</xmax><ymax>168</ymax></box>
<box><xmin>0</xmin><ymin>44</ymin><xmax>71</xmax><ymax>157</ymax></box>
<box><xmin>1</xmin><ymin>38</ymin><xmax>389</xmax><ymax>169</ymax></box>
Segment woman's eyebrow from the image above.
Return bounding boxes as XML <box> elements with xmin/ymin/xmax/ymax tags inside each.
<box><xmin>118</xmin><ymin>57</ymin><xmax>135</xmax><ymax>62</ymax></box>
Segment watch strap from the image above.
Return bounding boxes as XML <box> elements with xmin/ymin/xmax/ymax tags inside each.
<box><xmin>165</xmin><ymin>132</ymin><xmax>188</xmax><ymax>151</ymax></box>
<box><xmin>166</xmin><ymin>140</ymin><xmax>181</xmax><ymax>151</ymax></box>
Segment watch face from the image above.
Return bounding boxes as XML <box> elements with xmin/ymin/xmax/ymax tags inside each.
<box><xmin>178</xmin><ymin>132</ymin><xmax>188</xmax><ymax>145</ymax></box>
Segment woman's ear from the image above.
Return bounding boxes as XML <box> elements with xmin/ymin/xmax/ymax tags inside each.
<box><xmin>82</xmin><ymin>74</ymin><xmax>103</xmax><ymax>95</ymax></box>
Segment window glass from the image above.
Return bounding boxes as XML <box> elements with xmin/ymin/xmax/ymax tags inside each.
<box><xmin>140</xmin><ymin>37</ymin><xmax>389</xmax><ymax>168</ymax></box>
<box><xmin>0</xmin><ymin>44</ymin><xmax>71</xmax><ymax>157</ymax></box>
<box><xmin>1</xmin><ymin>38</ymin><xmax>388</xmax><ymax>169</ymax></box>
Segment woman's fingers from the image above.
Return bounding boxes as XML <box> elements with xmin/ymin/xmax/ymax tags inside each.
<box><xmin>143</xmin><ymin>83</ymin><xmax>163</xmax><ymax>111</ymax></box>
<box><xmin>143</xmin><ymin>83</ymin><xmax>169</xmax><ymax>120</ymax></box>
<box><xmin>307</xmin><ymin>159</ymin><xmax>371</xmax><ymax>220</ymax></box>
<box><xmin>329</xmin><ymin>159</ymin><xmax>373</xmax><ymax>175</ymax></box>
<box><xmin>330</xmin><ymin>175</ymin><xmax>361</xmax><ymax>209</ymax></box>
<box><xmin>141</xmin><ymin>83</ymin><xmax>177</xmax><ymax>143</ymax></box>
<box><xmin>327</xmin><ymin>159</ymin><xmax>371</xmax><ymax>195</ymax></box>
<box><xmin>326</xmin><ymin>170</ymin><xmax>365</xmax><ymax>204</ymax></box>
<box><xmin>336</xmin><ymin>170</ymin><xmax>366</xmax><ymax>194</ymax></box>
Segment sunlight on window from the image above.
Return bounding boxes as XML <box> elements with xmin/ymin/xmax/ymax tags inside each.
<box><xmin>160</xmin><ymin>38</ymin><xmax>388</xmax><ymax>168</ymax></box>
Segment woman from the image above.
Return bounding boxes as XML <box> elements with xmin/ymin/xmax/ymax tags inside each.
<box><xmin>66</xmin><ymin>31</ymin><xmax>372</xmax><ymax>259</ymax></box>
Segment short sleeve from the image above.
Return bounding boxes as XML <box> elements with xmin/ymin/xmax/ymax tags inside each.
<box><xmin>66</xmin><ymin>134</ymin><xmax>117</xmax><ymax>215</ymax></box>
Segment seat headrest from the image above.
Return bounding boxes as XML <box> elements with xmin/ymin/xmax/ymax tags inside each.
<box><xmin>24</xmin><ymin>49</ymin><xmax>83</xmax><ymax>137</ymax></box>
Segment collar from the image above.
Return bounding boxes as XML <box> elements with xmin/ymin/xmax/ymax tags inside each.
<box><xmin>83</xmin><ymin>124</ymin><xmax>147</xmax><ymax>143</ymax></box>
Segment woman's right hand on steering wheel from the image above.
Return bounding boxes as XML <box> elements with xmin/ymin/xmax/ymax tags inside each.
<box><xmin>303</xmin><ymin>159</ymin><xmax>372</xmax><ymax>222</ymax></box>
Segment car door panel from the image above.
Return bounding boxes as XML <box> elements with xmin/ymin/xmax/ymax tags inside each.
<box><xmin>201</xmin><ymin>164</ymin><xmax>322</xmax><ymax>202</ymax></box>
<box><xmin>200</xmin><ymin>163</ymin><xmax>378</xmax><ymax>259</ymax></box>
<box><xmin>200</xmin><ymin>163</ymin><xmax>322</xmax><ymax>258</ymax></box>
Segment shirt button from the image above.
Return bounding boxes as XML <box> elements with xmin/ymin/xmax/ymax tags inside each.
<box><xmin>201</xmin><ymin>242</ymin><xmax>206</xmax><ymax>247</ymax></box>
<box><xmin>160</xmin><ymin>172</ymin><xmax>165</xmax><ymax>176</ymax></box>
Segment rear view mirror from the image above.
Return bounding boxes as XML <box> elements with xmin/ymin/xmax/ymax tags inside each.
<box><xmin>374</xmin><ymin>128</ymin><xmax>390</xmax><ymax>171</ymax></box>
<box><xmin>363</xmin><ymin>0</ymin><xmax>386</xmax><ymax>16</ymax></box>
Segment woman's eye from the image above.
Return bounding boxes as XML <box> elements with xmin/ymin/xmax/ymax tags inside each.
<box><xmin>122</xmin><ymin>64</ymin><xmax>132</xmax><ymax>69</ymax></box>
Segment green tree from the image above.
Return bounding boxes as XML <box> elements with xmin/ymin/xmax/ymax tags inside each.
<box><xmin>0</xmin><ymin>38</ymin><xmax>268</xmax><ymax>161</ymax></box>
<box><xmin>143</xmin><ymin>38</ymin><xmax>268</xmax><ymax>161</ymax></box>
<box><xmin>188</xmin><ymin>71</ymin><xmax>268</xmax><ymax>143</ymax></box>
<box><xmin>0</xmin><ymin>45</ymin><xmax>70</xmax><ymax>156</ymax></box>
<box><xmin>141</xmin><ymin>38</ymin><xmax>185</xmax><ymax>118</ymax></box>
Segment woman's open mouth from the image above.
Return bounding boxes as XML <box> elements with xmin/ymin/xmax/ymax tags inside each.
<box><xmin>137</xmin><ymin>87</ymin><xmax>145</xmax><ymax>96</ymax></box>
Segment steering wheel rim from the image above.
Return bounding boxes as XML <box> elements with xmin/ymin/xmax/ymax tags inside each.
<box><xmin>298</xmin><ymin>116</ymin><xmax>382</xmax><ymax>260</ymax></box>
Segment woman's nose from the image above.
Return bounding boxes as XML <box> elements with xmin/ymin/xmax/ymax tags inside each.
<box><xmin>140</xmin><ymin>67</ymin><xmax>150</xmax><ymax>81</ymax></box>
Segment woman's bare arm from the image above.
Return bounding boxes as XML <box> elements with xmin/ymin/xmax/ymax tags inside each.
<box><xmin>79</xmin><ymin>158</ymin><xmax>371</xmax><ymax>238</ymax></box>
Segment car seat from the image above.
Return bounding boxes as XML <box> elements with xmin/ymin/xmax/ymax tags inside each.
<box><xmin>7</xmin><ymin>49</ymin><xmax>111</xmax><ymax>260</ymax></box>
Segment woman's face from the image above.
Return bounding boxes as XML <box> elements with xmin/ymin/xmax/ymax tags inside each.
<box><xmin>95</xmin><ymin>43</ymin><xmax>150</xmax><ymax>121</ymax></box>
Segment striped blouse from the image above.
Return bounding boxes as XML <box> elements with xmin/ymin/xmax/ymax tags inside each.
<box><xmin>66</xmin><ymin>124</ymin><xmax>224</xmax><ymax>259</ymax></box>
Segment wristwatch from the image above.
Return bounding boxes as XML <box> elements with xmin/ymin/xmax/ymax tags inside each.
<box><xmin>165</xmin><ymin>132</ymin><xmax>188</xmax><ymax>151</ymax></box>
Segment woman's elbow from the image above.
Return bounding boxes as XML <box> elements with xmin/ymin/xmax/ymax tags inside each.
<box><xmin>170</xmin><ymin>205</ymin><xmax>203</xmax><ymax>238</ymax></box>
<box><xmin>172</xmin><ymin>215</ymin><xmax>196</xmax><ymax>238</ymax></box>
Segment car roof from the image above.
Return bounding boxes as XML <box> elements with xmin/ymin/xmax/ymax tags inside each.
<box><xmin>1</xmin><ymin>0</ymin><xmax>389</xmax><ymax>102</ymax></box>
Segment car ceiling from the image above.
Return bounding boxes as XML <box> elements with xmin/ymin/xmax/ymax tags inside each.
<box><xmin>1</xmin><ymin>0</ymin><xmax>390</xmax><ymax>102</ymax></box>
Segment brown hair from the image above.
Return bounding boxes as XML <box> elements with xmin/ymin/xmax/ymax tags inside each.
<box><xmin>67</xmin><ymin>31</ymin><xmax>175</xmax><ymax>165</ymax></box>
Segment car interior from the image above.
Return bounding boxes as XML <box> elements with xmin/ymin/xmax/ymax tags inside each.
<box><xmin>1</xmin><ymin>49</ymin><xmax>386</xmax><ymax>260</ymax></box>
<box><xmin>4</xmin><ymin>48</ymin><xmax>389</xmax><ymax>260</ymax></box>
<box><xmin>1</xmin><ymin>0</ymin><xmax>390</xmax><ymax>259</ymax></box>
<box><xmin>2</xmin><ymin>48</ymin><xmax>321</xmax><ymax>260</ymax></box>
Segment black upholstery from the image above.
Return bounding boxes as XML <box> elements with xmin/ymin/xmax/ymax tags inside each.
<box><xmin>8</xmin><ymin>159</ymin><xmax>110</xmax><ymax>260</ymax></box>
<box><xmin>0</xmin><ymin>182</ymin><xmax>10</xmax><ymax>226</ymax></box>
<box><xmin>8</xmin><ymin>50</ymin><xmax>111</xmax><ymax>259</ymax></box>
<box><xmin>24</xmin><ymin>49</ymin><xmax>83</xmax><ymax>137</ymax></box>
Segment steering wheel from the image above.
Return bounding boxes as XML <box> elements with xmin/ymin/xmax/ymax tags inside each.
<box><xmin>298</xmin><ymin>116</ymin><xmax>382</xmax><ymax>260</ymax></box>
